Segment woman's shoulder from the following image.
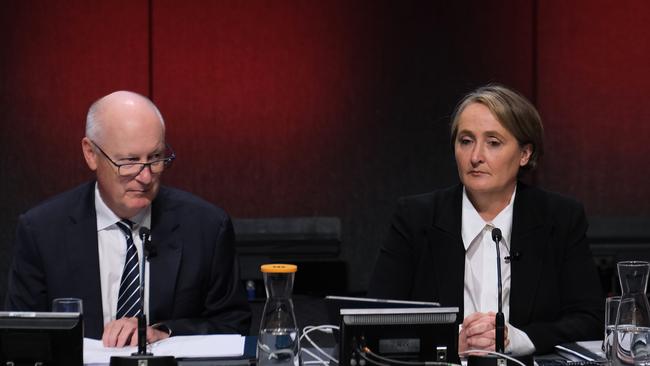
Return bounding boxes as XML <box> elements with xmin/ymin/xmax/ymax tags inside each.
<box><xmin>517</xmin><ymin>182</ymin><xmax>585</xmax><ymax>215</ymax></box>
<box><xmin>397</xmin><ymin>184</ymin><xmax>462</xmax><ymax>208</ymax></box>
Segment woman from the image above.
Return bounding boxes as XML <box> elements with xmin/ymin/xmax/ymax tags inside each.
<box><xmin>367</xmin><ymin>84</ymin><xmax>603</xmax><ymax>355</ymax></box>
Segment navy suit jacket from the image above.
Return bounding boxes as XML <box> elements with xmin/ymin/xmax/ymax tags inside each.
<box><xmin>5</xmin><ymin>181</ymin><xmax>251</xmax><ymax>339</ymax></box>
<box><xmin>368</xmin><ymin>182</ymin><xmax>603</xmax><ymax>354</ymax></box>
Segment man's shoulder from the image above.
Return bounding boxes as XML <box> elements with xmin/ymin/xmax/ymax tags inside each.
<box><xmin>155</xmin><ymin>186</ymin><xmax>229</xmax><ymax>219</ymax></box>
<box><xmin>22</xmin><ymin>182</ymin><xmax>95</xmax><ymax>224</ymax></box>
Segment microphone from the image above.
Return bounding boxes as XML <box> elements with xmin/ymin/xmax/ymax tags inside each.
<box><xmin>135</xmin><ymin>227</ymin><xmax>150</xmax><ymax>356</ymax></box>
<box><xmin>491</xmin><ymin>227</ymin><xmax>506</xmax><ymax>354</ymax></box>
<box><xmin>139</xmin><ymin>227</ymin><xmax>156</xmax><ymax>260</ymax></box>
<box><xmin>466</xmin><ymin>227</ymin><xmax>533</xmax><ymax>366</ymax></box>
<box><xmin>110</xmin><ymin>226</ymin><xmax>176</xmax><ymax>366</ymax></box>
<box><xmin>504</xmin><ymin>251</ymin><xmax>521</xmax><ymax>263</ymax></box>
<box><xmin>491</xmin><ymin>227</ymin><xmax>502</xmax><ymax>243</ymax></box>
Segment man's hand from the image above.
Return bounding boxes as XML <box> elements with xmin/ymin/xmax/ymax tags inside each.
<box><xmin>102</xmin><ymin>317</ymin><xmax>170</xmax><ymax>347</ymax></box>
<box><xmin>458</xmin><ymin>312</ymin><xmax>509</xmax><ymax>355</ymax></box>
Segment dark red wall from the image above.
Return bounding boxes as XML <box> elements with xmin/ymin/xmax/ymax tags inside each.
<box><xmin>1</xmin><ymin>1</ymin><xmax>647</xmax><ymax>297</ymax></box>
<box><xmin>537</xmin><ymin>0</ymin><xmax>650</xmax><ymax>215</ymax></box>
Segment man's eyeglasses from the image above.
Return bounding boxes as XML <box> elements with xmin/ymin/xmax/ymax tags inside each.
<box><xmin>90</xmin><ymin>140</ymin><xmax>176</xmax><ymax>177</ymax></box>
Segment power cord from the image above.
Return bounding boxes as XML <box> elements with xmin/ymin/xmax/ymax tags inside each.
<box><xmin>458</xmin><ymin>350</ymin><xmax>526</xmax><ymax>366</ymax></box>
<box><xmin>300</xmin><ymin>324</ymin><xmax>340</xmax><ymax>365</ymax></box>
<box><xmin>357</xmin><ymin>345</ymin><xmax>462</xmax><ymax>366</ymax></box>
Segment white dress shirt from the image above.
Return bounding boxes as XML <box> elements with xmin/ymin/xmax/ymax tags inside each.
<box><xmin>461</xmin><ymin>186</ymin><xmax>535</xmax><ymax>355</ymax></box>
<box><xmin>95</xmin><ymin>183</ymin><xmax>151</xmax><ymax>327</ymax></box>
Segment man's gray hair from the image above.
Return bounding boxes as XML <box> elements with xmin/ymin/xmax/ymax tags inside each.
<box><xmin>85</xmin><ymin>91</ymin><xmax>165</xmax><ymax>142</ymax></box>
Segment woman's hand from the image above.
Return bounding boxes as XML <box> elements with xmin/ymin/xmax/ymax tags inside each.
<box><xmin>458</xmin><ymin>312</ymin><xmax>509</xmax><ymax>355</ymax></box>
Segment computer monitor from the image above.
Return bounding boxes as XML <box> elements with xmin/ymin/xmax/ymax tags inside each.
<box><xmin>0</xmin><ymin>311</ymin><xmax>83</xmax><ymax>366</ymax></box>
<box><xmin>326</xmin><ymin>297</ymin><xmax>459</xmax><ymax>366</ymax></box>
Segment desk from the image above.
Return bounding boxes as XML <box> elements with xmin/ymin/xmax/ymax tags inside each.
<box><xmin>85</xmin><ymin>336</ymin><xmax>336</xmax><ymax>366</ymax></box>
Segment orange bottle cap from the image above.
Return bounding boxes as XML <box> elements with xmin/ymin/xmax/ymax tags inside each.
<box><xmin>260</xmin><ymin>264</ymin><xmax>298</xmax><ymax>273</ymax></box>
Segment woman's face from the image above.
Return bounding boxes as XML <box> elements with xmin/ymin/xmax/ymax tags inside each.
<box><xmin>454</xmin><ymin>102</ymin><xmax>532</xmax><ymax>199</ymax></box>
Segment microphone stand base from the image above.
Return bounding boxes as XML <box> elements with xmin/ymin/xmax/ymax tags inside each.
<box><xmin>110</xmin><ymin>355</ymin><xmax>177</xmax><ymax>366</ymax></box>
<box><xmin>468</xmin><ymin>354</ymin><xmax>534</xmax><ymax>366</ymax></box>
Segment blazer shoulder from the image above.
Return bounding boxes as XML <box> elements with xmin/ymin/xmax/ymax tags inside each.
<box><xmin>21</xmin><ymin>182</ymin><xmax>95</xmax><ymax>225</ymax></box>
<box><xmin>518</xmin><ymin>183</ymin><xmax>584</xmax><ymax>213</ymax></box>
<box><xmin>395</xmin><ymin>185</ymin><xmax>462</xmax><ymax>225</ymax></box>
<box><xmin>156</xmin><ymin>186</ymin><xmax>229</xmax><ymax>222</ymax></box>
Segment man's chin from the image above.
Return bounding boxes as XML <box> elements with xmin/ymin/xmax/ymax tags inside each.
<box><xmin>122</xmin><ymin>196</ymin><xmax>154</xmax><ymax>214</ymax></box>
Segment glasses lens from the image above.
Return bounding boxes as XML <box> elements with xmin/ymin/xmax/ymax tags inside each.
<box><xmin>150</xmin><ymin>161</ymin><xmax>165</xmax><ymax>173</ymax></box>
<box><xmin>119</xmin><ymin>164</ymin><xmax>143</xmax><ymax>176</ymax></box>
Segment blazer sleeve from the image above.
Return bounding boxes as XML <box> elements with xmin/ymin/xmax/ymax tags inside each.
<box><xmin>520</xmin><ymin>203</ymin><xmax>604</xmax><ymax>354</ymax></box>
<box><xmin>5</xmin><ymin>214</ymin><xmax>49</xmax><ymax>312</ymax></box>
<box><xmin>158</xmin><ymin>216</ymin><xmax>251</xmax><ymax>336</ymax></box>
<box><xmin>367</xmin><ymin>197</ymin><xmax>417</xmax><ymax>299</ymax></box>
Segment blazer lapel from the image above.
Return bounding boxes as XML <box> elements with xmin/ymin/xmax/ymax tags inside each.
<box><xmin>428</xmin><ymin>185</ymin><xmax>466</xmax><ymax>315</ymax></box>
<box><xmin>509</xmin><ymin>183</ymin><xmax>548</xmax><ymax>326</ymax></box>
<box><xmin>64</xmin><ymin>182</ymin><xmax>104</xmax><ymax>339</ymax></box>
<box><xmin>149</xmin><ymin>189</ymin><xmax>182</xmax><ymax>323</ymax></box>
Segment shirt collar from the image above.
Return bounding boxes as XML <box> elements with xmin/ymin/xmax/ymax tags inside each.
<box><xmin>461</xmin><ymin>185</ymin><xmax>517</xmax><ymax>250</ymax></box>
<box><xmin>94</xmin><ymin>182</ymin><xmax>152</xmax><ymax>232</ymax></box>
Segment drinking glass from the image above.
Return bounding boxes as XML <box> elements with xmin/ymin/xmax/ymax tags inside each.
<box><xmin>604</xmin><ymin>296</ymin><xmax>621</xmax><ymax>361</ymax></box>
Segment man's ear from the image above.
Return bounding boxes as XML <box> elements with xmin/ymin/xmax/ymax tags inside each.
<box><xmin>82</xmin><ymin>137</ymin><xmax>98</xmax><ymax>171</ymax></box>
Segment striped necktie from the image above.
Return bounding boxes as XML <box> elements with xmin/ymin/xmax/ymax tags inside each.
<box><xmin>115</xmin><ymin>220</ymin><xmax>141</xmax><ymax>319</ymax></box>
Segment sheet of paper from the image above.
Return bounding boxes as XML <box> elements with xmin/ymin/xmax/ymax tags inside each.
<box><xmin>84</xmin><ymin>334</ymin><xmax>245</xmax><ymax>364</ymax></box>
<box><xmin>576</xmin><ymin>340</ymin><xmax>606</xmax><ymax>358</ymax></box>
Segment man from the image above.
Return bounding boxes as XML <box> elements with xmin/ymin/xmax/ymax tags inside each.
<box><xmin>5</xmin><ymin>91</ymin><xmax>251</xmax><ymax>347</ymax></box>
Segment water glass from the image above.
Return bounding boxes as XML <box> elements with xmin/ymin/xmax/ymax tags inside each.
<box><xmin>604</xmin><ymin>296</ymin><xmax>621</xmax><ymax>361</ymax></box>
<box><xmin>52</xmin><ymin>297</ymin><xmax>83</xmax><ymax>314</ymax></box>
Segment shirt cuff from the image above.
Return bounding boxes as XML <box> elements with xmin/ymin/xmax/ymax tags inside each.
<box><xmin>506</xmin><ymin>322</ymin><xmax>535</xmax><ymax>356</ymax></box>
<box><xmin>151</xmin><ymin>322</ymin><xmax>172</xmax><ymax>336</ymax></box>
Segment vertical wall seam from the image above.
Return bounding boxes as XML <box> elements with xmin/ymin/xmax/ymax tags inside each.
<box><xmin>531</xmin><ymin>0</ymin><xmax>540</xmax><ymax>185</ymax></box>
<box><xmin>148</xmin><ymin>0</ymin><xmax>154</xmax><ymax>100</ymax></box>
<box><xmin>532</xmin><ymin>0</ymin><xmax>538</xmax><ymax>105</ymax></box>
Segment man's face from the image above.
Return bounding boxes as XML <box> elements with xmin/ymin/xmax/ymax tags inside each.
<box><xmin>82</xmin><ymin>97</ymin><xmax>166</xmax><ymax>219</ymax></box>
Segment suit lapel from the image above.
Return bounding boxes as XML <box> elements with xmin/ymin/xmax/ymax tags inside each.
<box><xmin>64</xmin><ymin>182</ymin><xmax>104</xmax><ymax>339</ymax></box>
<box><xmin>509</xmin><ymin>183</ymin><xmax>548</xmax><ymax>326</ymax></box>
<box><xmin>428</xmin><ymin>185</ymin><xmax>466</xmax><ymax>315</ymax></box>
<box><xmin>149</xmin><ymin>188</ymin><xmax>182</xmax><ymax>323</ymax></box>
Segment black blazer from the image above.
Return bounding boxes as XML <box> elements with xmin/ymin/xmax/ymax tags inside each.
<box><xmin>5</xmin><ymin>181</ymin><xmax>251</xmax><ymax>339</ymax></box>
<box><xmin>368</xmin><ymin>182</ymin><xmax>603</xmax><ymax>354</ymax></box>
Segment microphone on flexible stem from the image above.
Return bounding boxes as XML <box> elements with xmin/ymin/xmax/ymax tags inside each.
<box><xmin>467</xmin><ymin>227</ymin><xmax>532</xmax><ymax>366</ymax></box>
<box><xmin>491</xmin><ymin>228</ymin><xmax>506</xmax><ymax>354</ymax></box>
<box><xmin>110</xmin><ymin>227</ymin><xmax>176</xmax><ymax>366</ymax></box>
<box><xmin>135</xmin><ymin>227</ymin><xmax>151</xmax><ymax>356</ymax></box>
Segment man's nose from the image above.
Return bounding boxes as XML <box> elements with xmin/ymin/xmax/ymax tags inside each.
<box><xmin>135</xmin><ymin>164</ymin><xmax>153</xmax><ymax>183</ymax></box>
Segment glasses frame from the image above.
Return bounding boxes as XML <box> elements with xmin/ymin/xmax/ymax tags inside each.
<box><xmin>90</xmin><ymin>140</ymin><xmax>176</xmax><ymax>177</ymax></box>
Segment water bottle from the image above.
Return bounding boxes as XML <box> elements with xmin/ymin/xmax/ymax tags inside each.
<box><xmin>257</xmin><ymin>264</ymin><xmax>301</xmax><ymax>366</ymax></box>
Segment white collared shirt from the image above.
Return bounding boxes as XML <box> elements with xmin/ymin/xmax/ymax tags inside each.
<box><xmin>461</xmin><ymin>186</ymin><xmax>535</xmax><ymax>355</ymax></box>
<box><xmin>95</xmin><ymin>183</ymin><xmax>151</xmax><ymax>327</ymax></box>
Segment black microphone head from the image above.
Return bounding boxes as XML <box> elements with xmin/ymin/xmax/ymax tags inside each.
<box><xmin>139</xmin><ymin>227</ymin><xmax>151</xmax><ymax>241</ymax></box>
<box><xmin>491</xmin><ymin>227</ymin><xmax>502</xmax><ymax>242</ymax></box>
<box><xmin>139</xmin><ymin>227</ymin><xmax>156</xmax><ymax>259</ymax></box>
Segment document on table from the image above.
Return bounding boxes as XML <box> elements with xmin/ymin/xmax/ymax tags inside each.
<box><xmin>84</xmin><ymin>334</ymin><xmax>245</xmax><ymax>364</ymax></box>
